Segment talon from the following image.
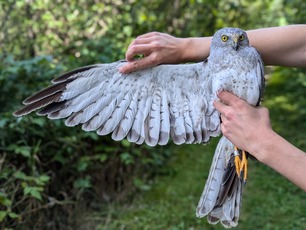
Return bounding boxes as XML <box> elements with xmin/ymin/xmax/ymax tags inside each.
<box><xmin>234</xmin><ymin>147</ymin><xmax>248</xmax><ymax>184</ymax></box>
<box><xmin>234</xmin><ymin>146</ymin><xmax>241</xmax><ymax>176</ymax></box>
<box><xmin>239</xmin><ymin>150</ymin><xmax>248</xmax><ymax>184</ymax></box>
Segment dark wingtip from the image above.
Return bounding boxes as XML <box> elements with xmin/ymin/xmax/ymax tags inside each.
<box><xmin>13</xmin><ymin>107</ymin><xmax>31</xmax><ymax>117</ymax></box>
<box><xmin>13</xmin><ymin>91</ymin><xmax>63</xmax><ymax>117</ymax></box>
<box><xmin>12</xmin><ymin>111</ymin><xmax>21</xmax><ymax>117</ymax></box>
<box><xmin>52</xmin><ymin>64</ymin><xmax>99</xmax><ymax>83</ymax></box>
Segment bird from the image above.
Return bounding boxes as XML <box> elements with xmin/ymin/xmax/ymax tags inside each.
<box><xmin>13</xmin><ymin>27</ymin><xmax>265</xmax><ymax>228</ymax></box>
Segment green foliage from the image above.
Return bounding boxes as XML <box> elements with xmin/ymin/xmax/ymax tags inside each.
<box><xmin>0</xmin><ymin>0</ymin><xmax>306</xmax><ymax>229</ymax></box>
<box><xmin>264</xmin><ymin>67</ymin><xmax>306</xmax><ymax>147</ymax></box>
<box><xmin>0</xmin><ymin>55</ymin><xmax>63</xmax><ymax>113</ymax></box>
<box><xmin>94</xmin><ymin>141</ymin><xmax>306</xmax><ymax>230</ymax></box>
<box><xmin>0</xmin><ymin>55</ymin><xmax>172</xmax><ymax>229</ymax></box>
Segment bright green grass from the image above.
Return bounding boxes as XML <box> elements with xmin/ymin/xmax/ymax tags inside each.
<box><xmin>84</xmin><ymin>69</ymin><xmax>306</xmax><ymax>229</ymax></box>
<box><xmin>92</xmin><ymin>141</ymin><xmax>305</xmax><ymax>230</ymax></box>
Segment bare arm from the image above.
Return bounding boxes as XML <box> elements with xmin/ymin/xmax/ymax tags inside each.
<box><xmin>119</xmin><ymin>32</ymin><xmax>210</xmax><ymax>73</ymax></box>
<box><xmin>119</xmin><ymin>26</ymin><xmax>306</xmax><ymax>191</ymax></box>
<box><xmin>214</xmin><ymin>91</ymin><xmax>306</xmax><ymax>192</ymax></box>
<box><xmin>119</xmin><ymin>32</ymin><xmax>211</xmax><ymax>73</ymax></box>
<box><xmin>120</xmin><ymin>24</ymin><xmax>306</xmax><ymax>73</ymax></box>
<box><xmin>247</xmin><ymin>25</ymin><xmax>306</xmax><ymax>67</ymax></box>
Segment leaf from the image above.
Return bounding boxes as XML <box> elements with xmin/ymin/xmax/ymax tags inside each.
<box><xmin>35</xmin><ymin>175</ymin><xmax>50</xmax><ymax>186</ymax></box>
<box><xmin>0</xmin><ymin>118</ymin><xmax>8</xmax><ymax>128</ymax></box>
<box><xmin>120</xmin><ymin>152</ymin><xmax>135</xmax><ymax>165</ymax></box>
<box><xmin>99</xmin><ymin>154</ymin><xmax>108</xmax><ymax>162</ymax></box>
<box><xmin>0</xmin><ymin>192</ymin><xmax>12</xmax><ymax>207</ymax></box>
<box><xmin>31</xmin><ymin>117</ymin><xmax>46</xmax><ymax>127</ymax></box>
<box><xmin>30</xmin><ymin>190</ymin><xmax>42</xmax><ymax>201</ymax></box>
<box><xmin>38</xmin><ymin>175</ymin><xmax>50</xmax><ymax>183</ymax></box>
<box><xmin>8</xmin><ymin>212</ymin><xmax>20</xmax><ymax>219</ymax></box>
<box><xmin>73</xmin><ymin>177</ymin><xmax>92</xmax><ymax>189</ymax></box>
<box><xmin>14</xmin><ymin>171</ymin><xmax>28</xmax><ymax>180</ymax></box>
<box><xmin>15</xmin><ymin>146</ymin><xmax>32</xmax><ymax>157</ymax></box>
<box><xmin>24</xmin><ymin>186</ymin><xmax>43</xmax><ymax>201</ymax></box>
<box><xmin>0</xmin><ymin>211</ymin><xmax>7</xmax><ymax>222</ymax></box>
<box><xmin>76</xmin><ymin>157</ymin><xmax>89</xmax><ymax>172</ymax></box>
<box><xmin>121</xmin><ymin>139</ymin><xmax>131</xmax><ymax>147</ymax></box>
<box><xmin>6</xmin><ymin>144</ymin><xmax>18</xmax><ymax>151</ymax></box>
<box><xmin>133</xmin><ymin>178</ymin><xmax>151</xmax><ymax>191</ymax></box>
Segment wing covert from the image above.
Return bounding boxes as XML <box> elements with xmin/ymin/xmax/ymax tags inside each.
<box><xmin>13</xmin><ymin>60</ymin><xmax>221</xmax><ymax>146</ymax></box>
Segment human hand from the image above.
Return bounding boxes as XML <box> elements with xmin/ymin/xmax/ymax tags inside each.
<box><xmin>119</xmin><ymin>32</ymin><xmax>186</xmax><ymax>73</ymax></box>
<box><xmin>213</xmin><ymin>91</ymin><xmax>272</xmax><ymax>154</ymax></box>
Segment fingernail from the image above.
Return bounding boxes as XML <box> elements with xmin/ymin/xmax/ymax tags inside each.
<box><xmin>119</xmin><ymin>67</ymin><xmax>125</xmax><ymax>73</ymax></box>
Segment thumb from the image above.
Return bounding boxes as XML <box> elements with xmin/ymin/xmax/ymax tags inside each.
<box><xmin>119</xmin><ymin>58</ymin><xmax>156</xmax><ymax>73</ymax></box>
<box><xmin>217</xmin><ymin>91</ymin><xmax>241</xmax><ymax>105</ymax></box>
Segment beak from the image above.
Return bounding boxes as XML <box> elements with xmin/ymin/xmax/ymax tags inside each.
<box><xmin>231</xmin><ymin>35</ymin><xmax>239</xmax><ymax>50</ymax></box>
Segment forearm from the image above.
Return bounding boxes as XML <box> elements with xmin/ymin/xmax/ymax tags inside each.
<box><xmin>247</xmin><ymin>25</ymin><xmax>306</xmax><ymax>67</ymax></box>
<box><xmin>179</xmin><ymin>36</ymin><xmax>211</xmax><ymax>62</ymax></box>
<box><xmin>215</xmin><ymin>92</ymin><xmax>306</xmax><ymax>191</ymax></box>
<box><xmin>251</xmin><ymin>130</ymin><xmax>306</xmax><ymax>191</ymax></box>
<box><xmin>181</xmin><ymin>25</ymin><xmax>306</xmax><ymax>67</ymax></box>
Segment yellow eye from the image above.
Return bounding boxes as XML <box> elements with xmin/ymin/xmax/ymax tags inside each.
<box><xmin>221</xmin><ymin>35</ymin><xmax>228</xmax><ymax>42</ymax></box>
<box><xmin>239</xmin><ymin>35</ymin><xmax>244</xmax><ymax>41</ymax></box>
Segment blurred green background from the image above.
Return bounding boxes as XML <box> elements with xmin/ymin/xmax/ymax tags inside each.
<box><xmin>0</xmin><ymin>0</ymin><xmax>306</xmax><ymax>229</ymax></box>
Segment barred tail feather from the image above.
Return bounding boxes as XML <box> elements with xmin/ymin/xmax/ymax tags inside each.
<box><xmin>196</xmin><ymin>136</ymin><xmax>243</xmax><ymax>228</ymax></box>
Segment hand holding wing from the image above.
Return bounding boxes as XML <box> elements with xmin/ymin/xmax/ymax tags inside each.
<box><xmin>14</xmin><ymin>61</ymin><xmax>220</xmax><ymax>146</ymax></box>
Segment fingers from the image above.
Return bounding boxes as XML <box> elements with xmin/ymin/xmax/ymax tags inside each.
<box><xmin>213</xmin><ymin>100</ymin><xmax>233</xmax><ymax>125</ymax></box>
<box><xmin>119</xmin><ymin>57</ymin><xmax>157</xmax><ymax>73</ymax></box>
<box><xmin>217</xmin><ymin>91</ymin><xmax>241</xmax><ymax>106</ymax></box>
<box><xmin>136</xmin><ymin>31</ymin><xmax>161</xmax><ymax>39</ymax></box>
<box><xmin>126</xmin><ymin>37</ymin><xmax>158</xmax><ymax>61</ymax></box>
<box><xmin>120</xmin><ymin>33</ymin><xmax>164</xmax><ymax>73</ymax></box>
<box><xmin>213</xmin><ymin>99</ymin><xmax>227</xmax><ymax>114</ymax></box>
<box><xmin>125</xmin><ymin>33</ymin><xmax>163</xmax><ymax>61</ymax></box>
<box><xmin>120</xmin><ymin>32</ymin><xmax>181</xmax><ymax>73</ymax></box>
<box><xmin>125</xmin><ymin>44</ymin><xmax>151</xmax><ymax>62</ymax></box>
<box><xmin>120</xmin><ymin>41</ymin><xmax>157</xmax><ymax>73</ymax></box>
<box><xmin>214</xmin><ymin>92</ymin><xmax>240</xmax><ymax>123</ymax></box>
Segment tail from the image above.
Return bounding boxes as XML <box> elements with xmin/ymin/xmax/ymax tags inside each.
<box><xmin>196</xmin><ymin>136</ymin><xmax>244</xmax><ymax>228</ymax></box>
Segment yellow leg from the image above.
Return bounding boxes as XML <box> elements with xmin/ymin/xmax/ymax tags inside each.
<box><xmin>234</xmin><ymin>146</ymin><xmax>241</xmax><ymax>176</ymax></box>
<box><xmin>234</xmin><ymin>147</ymin><xmax>248</xmax><ymax>184</ymax></box>
<box><xmin>240</xmin><ymin>150</ymin><xmax>248</xmax><ymax>184</ymax></box>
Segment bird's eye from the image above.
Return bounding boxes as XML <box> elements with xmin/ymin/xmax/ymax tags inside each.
<box><xmin>221</xmin><ymin>35</ymin><xmax>228</xmax><ymax>42</ymax></box>
<box><xmin>239</xmin><ymin>35</ymin><xmax>244</xmax><ymax>41</ymax></box>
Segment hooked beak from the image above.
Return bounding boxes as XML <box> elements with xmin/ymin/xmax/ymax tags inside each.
<box><xmin>231</xmin><ymin>35</ymin><xmax>239</xmax><ymax>50</ymax></box>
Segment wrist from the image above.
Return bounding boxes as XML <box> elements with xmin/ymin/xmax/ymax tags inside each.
<box><xmin>249</xmin><ymin>129</ymin><xmax>279</xmax><ymax>163</ymax></box>
<box><xmin>178</xmin><ymin>37</ymin><xmax>211</xmax><ymax>63</ymax></box>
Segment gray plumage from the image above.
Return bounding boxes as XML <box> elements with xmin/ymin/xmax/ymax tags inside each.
<box><xmin>13</xmin><ymin>27</ymin><xmax>265</xmax><ymax>228</ymax></box>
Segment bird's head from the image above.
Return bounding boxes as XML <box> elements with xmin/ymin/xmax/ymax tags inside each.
<box><xmin>211</xmin><ymin>27</ymin><xmax>249</xmax><ymax>51</ymax></box>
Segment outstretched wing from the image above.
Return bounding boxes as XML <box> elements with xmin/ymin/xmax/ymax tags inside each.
<box><xmin>13</xmin><ymin>60</ymin><xmax>220</xmax><ymax>146</ymax></box>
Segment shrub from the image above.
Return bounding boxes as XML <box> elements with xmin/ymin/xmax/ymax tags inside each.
<box><xmin>0</xmin><ymin>55</ymin><xmax>173</xmax><ymax>229</ymax></box>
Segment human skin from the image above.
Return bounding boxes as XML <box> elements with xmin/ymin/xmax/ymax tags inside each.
<box><xmin>214</xmin><ymin>91</ymin><xmax>306</xmax><ymax>192</ymax></box>
<box><xmin>119</xmin><ymin>25</ymin><xmax>306</xmax><ymax>191</ymax></box>
<box><xmin>119</xmin><ymin>25</ymin><xmax>306</xmax><ymax>73</ymax></box>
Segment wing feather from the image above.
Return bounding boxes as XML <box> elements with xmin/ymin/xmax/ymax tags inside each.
<box><xmin>127</xmin><ymin>96</ymin><xmax>147</xmax><ymax>143</ymax></box>
<box><xmin>13</xmin><ymin>61</ymin><xmax>219</xmax><ymax>146</ymax></box>
<box><xmin>145</xmin><ymin>87</ymin><xmax>161</xmax><ymax>146</ymax></box>
<box><xmin>158</xmin><ymin>90</ymin><xmax>170</xmax><ymax>145</ymax></box>
<box><xmin>112</xmin><ymin>90</ymin><xmax>139</xmax><ymax>141</ymax></box>
<box><xmin>97</xmin><ymin>92</ymin><xmax>132</xmax><ymax>136</ymax></box>
<box><xmin>136</xmin><ymin>96</ymin><xmax>153</xmax><ymax>145</ymax></box>
<box><xmin>170</xmin><ymin>108</ymin><xmax>186</xmax><ymax>145</ymax></box>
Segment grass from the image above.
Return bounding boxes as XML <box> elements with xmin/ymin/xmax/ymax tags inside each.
<box><xmin>91</xmin><ymin>144</ymin><xmax>305</xmax><ymax>230</ymax></box>
<box><xmin>80</xmin><ymin>67</ymin><xmax>306</xmax><ymax>229</ymax></box>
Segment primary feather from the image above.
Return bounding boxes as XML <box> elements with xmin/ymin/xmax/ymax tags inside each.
<box><xmin>14</xmin><ymin>61</ymin><xmax>220</xmax><ymax>145</ymax></box>
<box><xmin>13</xmin><ymin>27</ymin><xmax>265</xmax><ymax>228</ymax></box>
